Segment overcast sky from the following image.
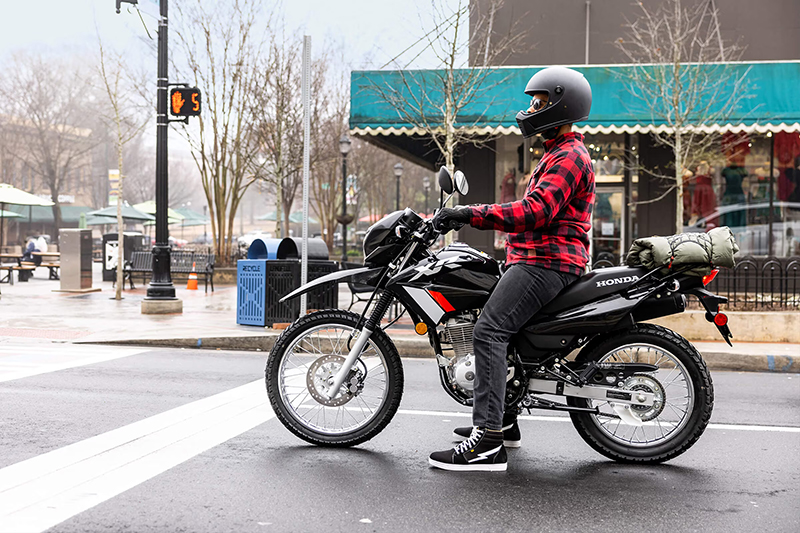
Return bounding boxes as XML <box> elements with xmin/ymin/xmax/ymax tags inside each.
<box><xmin>0</xmin><ymin>0</ymin><xmax>464</xmax><ymax>69</ymax></box>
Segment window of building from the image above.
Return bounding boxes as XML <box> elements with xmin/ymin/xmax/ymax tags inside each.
<box><xmin>683</xmin><ymin>131</ymin><xmax>800</xmax><ymax>257</ymax></box>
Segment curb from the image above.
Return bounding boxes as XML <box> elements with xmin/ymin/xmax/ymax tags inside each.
<box><xmin>77</xmin><ymin>334</ymin><xmax>798</xmax><ymax>373</ymax></box>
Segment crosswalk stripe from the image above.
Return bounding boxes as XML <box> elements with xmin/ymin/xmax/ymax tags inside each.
<box><xmin>0</xmin><ymin>344</ymin><xmax>147</xmax><ymax>383</ymax></box>
<box><xmin>0</xmin><ymin>380</ymin><xmax>273</xmax><ymax>533</ymax></box>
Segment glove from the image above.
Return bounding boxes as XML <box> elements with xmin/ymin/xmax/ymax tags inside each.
<box><xmin>432</xmin><ymin>206</ymin><xmax>471</xmax><ymax>233</ymax></box>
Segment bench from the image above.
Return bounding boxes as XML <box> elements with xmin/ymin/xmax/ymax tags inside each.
<box><xmin>341</xmin><ymin>261</ymin><xmax>377</xmax><ymax>311</ymax></box>
<box><xmin>0</xmin><ymin>263</ymin><xmax>37</xmax><ymax>285</ymax></box>
<box><xmin>123</xmin><ymin>250</ymin><xmax>215</xmax><ymax>292</ymax></box>
<box><xmin>20</xmin><ymin>261</ymin><xmax>60</xmax><ymax>280</ymax></box>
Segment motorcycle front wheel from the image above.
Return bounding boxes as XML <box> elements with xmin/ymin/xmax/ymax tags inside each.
<box><xmin>265</xmin><ymin>310</ymin><xmax>404</xmax><ymax>447</ymax></box>
<box><xmin>568</xmin><ymin>323</ymin><xmax>714</xmax><ymax>464</ymax></box>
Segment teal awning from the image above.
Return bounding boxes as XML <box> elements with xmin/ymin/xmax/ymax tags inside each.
<box><xmin>350</xmin><ymin>61</ymin><xmax>800</xmax><ymax>136</ymax></box>
<box><xmin>6</xmin><ymin>205</ymin><xmax>94</xmax><ymax>224</ymax></box>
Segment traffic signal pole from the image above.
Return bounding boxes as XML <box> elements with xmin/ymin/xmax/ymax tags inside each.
<box><xmin>143</xmin><ymin>0</ymin><xmax>181</xmax><ymax>313</ymax></box>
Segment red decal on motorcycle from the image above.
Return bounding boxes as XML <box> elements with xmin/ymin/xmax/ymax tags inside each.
<box><xmin>427</xmin><ymin>290</ymin><xmax>455</xmax><ymax>312</ymax></box>
<box><xmin>702</xmin><ymin>268</ymin><xmax>719</xmax><ymax>286</ymax></box>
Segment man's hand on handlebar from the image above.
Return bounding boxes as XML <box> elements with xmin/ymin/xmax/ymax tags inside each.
<box><xmin>432</xmin><ymin>206</ymin><xmax>471</xmax><ymax>234</ymax></box>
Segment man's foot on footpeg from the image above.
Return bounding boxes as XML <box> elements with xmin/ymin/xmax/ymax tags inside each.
<box><xmin>429</xmin><ymin>427</ymin><xmax>507</xmax><ymax>472</ymax></box>
<box><xmin>453</xmin><ymin>419</ymin><xmax>521</xmax><ymax>448</ymax></box>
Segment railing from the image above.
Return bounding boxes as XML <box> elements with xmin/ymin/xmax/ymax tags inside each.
<box><xmin>591</xmin><ymin>255</ymin><xmax>800</xmax><ymax>310</ymax></box>
<box><xmin>702</xmin><ymin>256</ymin><xmax>800</xmax><ymax>310</ymax></box>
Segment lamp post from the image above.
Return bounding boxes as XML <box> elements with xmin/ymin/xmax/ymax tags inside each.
<box><xmin>146</xmin><ymin>0</ymin><xmax>178</xmax><ymax>311</ymax></box>
<box><xmin>338</xmin><ymin>135</ymin><xmax>352</xmax><ymax>263</ymax></box>
<box><xmin>422</xmin><ymin>176</ymin><xmax>431</xmax><ymax>217</ymax></box>
<box><xmin>393</xmin><ymin>162</ymin><xmax>404</xmax><ymax>212</ymax></box>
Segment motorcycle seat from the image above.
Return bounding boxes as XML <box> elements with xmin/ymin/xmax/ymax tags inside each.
<box><xmin>534</xmin><ymin>265</ymin><xmax>651</xmax><ymax>318</ymax></box>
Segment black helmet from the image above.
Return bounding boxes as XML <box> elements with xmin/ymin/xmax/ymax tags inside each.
<box><xmin>515</xmin><ymin>67</ymin><xmax>592</xmax><ymax>138</ymax></box>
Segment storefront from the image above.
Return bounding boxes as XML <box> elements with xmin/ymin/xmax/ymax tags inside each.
<box><xmin>350</xmin><ymin>61</ymin><xmax>800</xmax><ymax>262</ymax></box>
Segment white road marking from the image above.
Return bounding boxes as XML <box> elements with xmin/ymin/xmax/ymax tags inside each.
<box><xmin>0</xmin><ymin>344</ymin><xmax>148</xmax><ymax>383</ymax></box>
<box><xmin>396</xmin><ymin>408</ymin><xmax>800</xmax><ymax>433</ymax></box>
<box><xmin>0</xmin><ymin>380</ymin><xmax>273</xmax><ymax>533</ymax></box>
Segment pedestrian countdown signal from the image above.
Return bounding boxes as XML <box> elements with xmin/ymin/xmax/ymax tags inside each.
<box><xmin>169</xmin><ymin>88</ymin><xmax>202</xmax><ymax>117</ymax></box>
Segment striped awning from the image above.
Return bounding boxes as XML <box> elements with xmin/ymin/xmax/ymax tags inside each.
<box><xmin>350</xmin><ymin>61</ymin><xmax>800</xmax><ymax>137</ymax></box>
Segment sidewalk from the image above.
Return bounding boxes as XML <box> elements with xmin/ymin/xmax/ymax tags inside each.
<box><xmin>0</xmin><ymin>264</ymin><xmax>797</xmax><ymax>373</ymax></box>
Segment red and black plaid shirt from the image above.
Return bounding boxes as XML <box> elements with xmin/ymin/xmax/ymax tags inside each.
<box><xmin>467</xmin><ymin>132</ymin><xmax>595</xmax><ymax>276</ymax></box>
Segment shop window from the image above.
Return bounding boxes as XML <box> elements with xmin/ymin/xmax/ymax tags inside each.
<box><xmin>682</xmin><ymin>132</ymin><xmax>800</xmax><ymax>257</ymax></box>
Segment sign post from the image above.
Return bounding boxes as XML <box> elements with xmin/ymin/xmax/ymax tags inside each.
<box><xmin>300</xmin><ymin>35</ymin><xmax>311</xmax><ymax>316</ymax></box>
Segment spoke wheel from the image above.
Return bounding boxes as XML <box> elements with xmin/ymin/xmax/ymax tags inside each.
<box><xmin>266</xmin><ymin>310</ymin><xmax>404</xmax><ymax>447</ymax></box>
<box><xmin>568</xmin><ymin>324</ymin><xmax>714</xmax><ymax>464</ymax></box>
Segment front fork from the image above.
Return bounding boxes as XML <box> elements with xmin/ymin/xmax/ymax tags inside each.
<box><xmin>324</xmin><ymin>291</ymin><xmax>395</xmax><ymax>400</ymax></box>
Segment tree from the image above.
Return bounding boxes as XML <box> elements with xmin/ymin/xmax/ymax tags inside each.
<box><xmin>96</xmin><ymin>38</ymin><xmax>151</xmax><ymax>299</ymax></box>
<box><xmin>172</xmin><ymin>0</ymin><xmax>271</xmax><ymax>264</ymax></box>
<box><xmin>615</xmin><ymin>0</ymin><xmax>752</xmax><ymax>233</ymax></box>
<box><xmin>0</xmin><ymin>52</ymin><xmax>95</xmax><ymax>237</ymax></box>
<box><xmin>251</xmin><ymin>34</ymin><xmax>312</xmax><ymax>240</ymax></box>
<box><xmin>367</xmin><ymin>0</ymin><xmax>522</xmax><ymax>181</ymax></box>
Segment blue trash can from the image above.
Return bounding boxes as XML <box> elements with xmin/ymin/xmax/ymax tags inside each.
<box><xmin>236</xmin><ymin>260</ymin><xmax>268</xmax><ymax>326</ymax></box>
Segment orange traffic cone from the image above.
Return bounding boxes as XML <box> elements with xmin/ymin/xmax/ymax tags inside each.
<box><xmin>186</xmin><ymin>262</ymin><xmax>199</xmax><ymax>290</ymax></box>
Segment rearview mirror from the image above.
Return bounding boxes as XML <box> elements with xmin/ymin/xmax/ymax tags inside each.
<box><xmin>453</xmin><ymin>170</ymin><xmax>469</xmax><ymax>196</ymax></box>
<box><xmin>437</xmin><ymin>166</ymin><xmax>453</xmax><ymax>194</ymax></box>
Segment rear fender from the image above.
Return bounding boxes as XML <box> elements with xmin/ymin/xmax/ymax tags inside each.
<box><xmin>279</xmin><ymin>266</ymin><xmax>383</xmax><ymax>302</ymax></box>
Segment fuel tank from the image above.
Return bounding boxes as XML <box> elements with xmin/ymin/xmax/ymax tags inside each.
<box><xmin>389</xmin><ymin>243</ymin><xmax>500</xmax><ymax>324</ymax></box>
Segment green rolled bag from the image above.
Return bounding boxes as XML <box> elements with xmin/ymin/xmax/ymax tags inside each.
<box><xmin>625</xmin><ymin>226</ymin><xmax>739</xmax><ymax>276</ymax></box>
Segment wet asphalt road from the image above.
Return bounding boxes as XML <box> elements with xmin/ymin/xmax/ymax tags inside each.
<box><xmin>0</xmin><ymin>341</ymin><xmax>798</xmax><ymax>533</ymax></box>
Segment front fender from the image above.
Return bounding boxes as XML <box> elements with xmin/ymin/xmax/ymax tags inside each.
<box><xmin>279</xmin><ymin>266</ymin><xmax>383</xmax><ymax>302</ymax></box>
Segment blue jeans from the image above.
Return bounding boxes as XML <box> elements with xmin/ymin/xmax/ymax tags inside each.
<box><xmin>472</xmin><ymin>263</ymin><xmax>577</xmax><ymax>430</ymax></box>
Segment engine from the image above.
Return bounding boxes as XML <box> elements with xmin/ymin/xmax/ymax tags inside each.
<box><xmin>442</xmin><ymin>315</ymin><xmax>477</xmax><ymax>395</ymax></box>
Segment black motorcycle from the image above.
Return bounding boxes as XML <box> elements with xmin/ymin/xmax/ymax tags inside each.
<box><xmin>265</xmin><ymin>167</ymin><xmax>732</xmax><ymax>463</ymax></box>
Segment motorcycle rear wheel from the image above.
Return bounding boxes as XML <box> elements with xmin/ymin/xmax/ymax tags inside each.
<box><xmin>568</xmin><ymin>323</ymin><xmax>714</xmax><ymax>464</ymax></box>
<box><xmin>265</xmin><ymin>310</ymin><xmax>404</xmax><ymax>447</ymax></box>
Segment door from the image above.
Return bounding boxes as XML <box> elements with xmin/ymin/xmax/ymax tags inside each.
<box><xmin>592</xmin><ymin>187</ymin><xmax>625</xmax><ymax>266</ymax></box>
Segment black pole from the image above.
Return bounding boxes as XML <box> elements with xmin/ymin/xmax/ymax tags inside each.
<box><xmin>341</xmin><ymin>153</ymin><xmax>348</xmax><ymax>263</ymax></box>
<box><xmin>146</xmin><ymin>0</ymin><xmax>176</xmax><ymax>300</ymax></box>
<box><xmin>424</xmin><ymin>187</ymin><xmax>429</xmax><ymax>217</ymax></box>
<box><xmin>395</xmin><ymin>176</ymin><xmax>400</xmax><ymax>212</ymax></box>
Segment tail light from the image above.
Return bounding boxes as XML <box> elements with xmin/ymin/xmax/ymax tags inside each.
<box><xmin>702</xmin><ymin>268</ymin><xmax>720</xmax><ymax>286</ymax></box>
<box><xmin>714</xmin><ymin>313</ymin><xmax>728</xmax><ymax>327</ymax></box>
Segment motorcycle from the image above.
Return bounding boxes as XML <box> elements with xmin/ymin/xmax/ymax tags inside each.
<box><xmin>265</xmin><ymin>167</ymin><xmax>732</xmax><ymax>463</ymax></box>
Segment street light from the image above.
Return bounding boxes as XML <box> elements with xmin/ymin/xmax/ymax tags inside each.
<box><xmin>422</xmin><ymin>176</ymin><xmax>431</xmax><ymax>216</ymax></box>
<box><xmin>338</xmin><ymin>134</ymin><xmax>352</xmax><ymax>263</ymax></box>
<box><xmin>393</xmin><ymin>162</ymin><xmax>404</xmax><ymax>212</ymax></box>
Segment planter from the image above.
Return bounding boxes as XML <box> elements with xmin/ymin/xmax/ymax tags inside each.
<box><xmin>214</xmin><ymin>266</ymin><xmax>238</xmax><ymax>285</ymax></box>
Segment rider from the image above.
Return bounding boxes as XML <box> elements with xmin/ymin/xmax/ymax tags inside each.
<box><xmin>428</xmin><ymin>66</ymin><xmax>596</xmax><ymax>471</ymax></box>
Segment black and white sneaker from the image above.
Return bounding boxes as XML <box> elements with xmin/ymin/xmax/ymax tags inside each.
<box><xmin>453</xmin><ymin>419</ymin><xmax>521</xmax><ymax>448</ymax></box>
<box><xmin>429</xmin><ymin>427</ymin><xmax>507</xmax><ymax>472</ymax></box>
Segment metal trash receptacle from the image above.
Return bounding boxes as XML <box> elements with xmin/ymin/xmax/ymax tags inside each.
<box><xmin>102</xmin><ymin>232</ymin><xmax>149</xmax><ymax>282</ymax></box>
<box><xmin>307</xmin><ymin>260</ymin><xmax>339</xmax><ymax>310</ymax></box>
<box><xmin>239</xmin><ymin>239</ymin><xmax>338</xmax><ymax>327</ymax></box>
<box><xmin>236</xmin><ymin>259</ymin><xmax>268</xmax><ymax>326</ymax></box>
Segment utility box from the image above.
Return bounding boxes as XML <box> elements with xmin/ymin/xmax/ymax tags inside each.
<box><xmin>59</xmin><ymin>229</ymin><xmax>93</xmax><ymax>291</ymax></box>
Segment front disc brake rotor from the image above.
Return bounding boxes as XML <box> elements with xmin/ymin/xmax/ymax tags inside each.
<box><xmin>624</xmin><ymin>373</ymin><xmax>666</xmax><ymax>422</ymax></box>
<box><xmin>306</xmin><ymin>354</ymin><xmax>355</xmax><ymax>407</ymax></box>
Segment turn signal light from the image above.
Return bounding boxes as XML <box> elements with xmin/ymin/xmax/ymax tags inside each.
<box><xmin>714</xmin><ymin>313</ymin><xmax>728</xmax><ymax>327</ymax></box>
<box><xmin>702</xmin><ymin>268</ymin><xmax>719</xmax><ymax>286</ymax></box>
<box><xmin>415</xmin><ymin>323</ymin><xmax>428</xmax><ymax>335</ymax></box>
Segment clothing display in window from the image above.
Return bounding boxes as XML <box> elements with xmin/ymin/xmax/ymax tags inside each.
<box><xmin>721</xmin><ymin>165</ymin><xmax>747</xmax><ymax>227</ymax></box>
<box><xmin>692</xmin><ymin>163</ymin><xmax>717</xmax><ymax>226</ymax></box>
